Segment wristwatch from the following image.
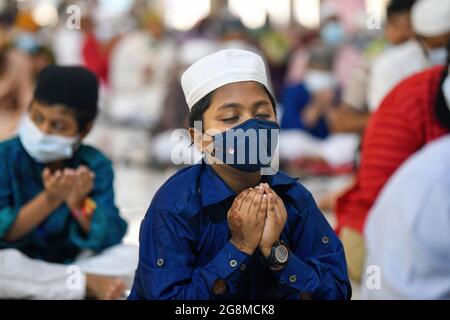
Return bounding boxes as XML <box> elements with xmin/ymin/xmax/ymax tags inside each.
<box><xmin>263</xmin><ymin>240</ymin><xmax>289</xmax><ymax>271</ymax></box>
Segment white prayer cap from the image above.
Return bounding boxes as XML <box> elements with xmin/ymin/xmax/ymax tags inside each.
<box><xmin>181</xmin><ymin>49</ymin><xmax>268</xmax><ymax>110</ymax></box>
<box><xmin>412</xmin><ymin>0</ymin><xmax>450</xmax><ymax>37</ymax></box>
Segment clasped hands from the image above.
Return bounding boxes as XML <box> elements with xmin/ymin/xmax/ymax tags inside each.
<box><xmin>228</xmin><ymin>183</ymin><xmax>288</xmax><ymax>258</ymax></box>
<box><xmin>42</xmin><ymin>165</ymin><xmax>95</xmax><ymax>213</ymax></box>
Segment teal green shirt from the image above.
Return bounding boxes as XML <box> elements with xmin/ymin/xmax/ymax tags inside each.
<box><xmin>0</xmin><ymin>137</ymin><xmax>127</xmax><ymax>263</ymax></box>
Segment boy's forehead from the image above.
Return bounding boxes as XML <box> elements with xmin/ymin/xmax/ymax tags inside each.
<box><xmin>213</xmin><ymin>81</ymin><xmax>267</xmax><ymax>100</ymax></box>
<box><xmin>31</xmin><ymin>100</ymin><xmax>76</xmax><ymax>116</ymax></box>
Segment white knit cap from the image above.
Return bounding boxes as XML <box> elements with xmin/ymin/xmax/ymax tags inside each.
<box><xmin>181</xmin><ymin>49</ymin><xmax>268</xmax><ymax>110</ymax></box>
<box><xmin>412</xmin><ymin>0</ymin><xmax>450</xmax><ymax>37</ymax></box>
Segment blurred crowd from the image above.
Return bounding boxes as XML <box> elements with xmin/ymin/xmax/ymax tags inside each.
<box><xmin>0</xmin><ymin>0</ymin><xmax>398</xmax><ymax>168</ymax></box>
<box><xmin>0</xmin><ymin>0</ymin><xmax>449</xmax><ymax>299</ymax></box>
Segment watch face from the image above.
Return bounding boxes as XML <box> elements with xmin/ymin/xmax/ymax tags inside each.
<box><xmin>274</xmin><ymin>245</ymin><xmax>289</xmax><ymax>264</ymax></box>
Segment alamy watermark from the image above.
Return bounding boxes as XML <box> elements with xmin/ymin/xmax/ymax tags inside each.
<box><xmin>65</xmin><ymin>5</ymin><xmax>81</xmax><ymax>30</ymax></box>
<box><xmin>365</xmin><ymin>265</ymin><xmax>381</xmax><ymax>290</ymax></box>
<box><xmin>66</xmin><ymin>265</ymin><xmax>82</xmax><ymax>290</ymax></box>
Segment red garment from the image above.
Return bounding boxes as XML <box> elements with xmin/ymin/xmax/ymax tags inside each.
<box><xmin>336</xmin><ymin>66</ymin><xmax>448</xmax><ymax>234</ymax></box>
<box><xmin>82</xmin><ymin>33</ymin><xmax>109</xmax><ymax>85</ymax></box>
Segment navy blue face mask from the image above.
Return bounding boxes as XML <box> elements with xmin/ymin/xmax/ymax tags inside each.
<box><xmin>207</xmin><ymin>118</ymin><xmax>280</xmax><ymax>172</ymax></box>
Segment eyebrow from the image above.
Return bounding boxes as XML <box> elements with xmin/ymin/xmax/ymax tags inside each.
<box><xmin>217</xmin><ymin>103</ymin><xmax>241</xmax><ymax>111</ymax></box>
<box><xmin>253</xmin><ymin>100</ymin><xmax>271</xmax><ymax>109</ymax></box>
<box><xmin>217</xmin><ymin>100</ymin><xmax>271</xmax><ymax>111</ymax></box>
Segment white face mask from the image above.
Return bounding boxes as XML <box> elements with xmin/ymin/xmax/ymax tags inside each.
<box><xmin>427</xmin><ymin>47</ymin><xmax>447</xmax><ymax>66</ymax></box>
<box><xmin>303</xmin><ymin>70</ymin><xmax>336</xmax><ymax>92</ymax></box>
<box><xmin>19</xmin><ymin>115</ymin><xmax>79</xmax><ymax>164</ymax></box>
<box><xmin>443</xmin><ymin>69</ymin><xmax>450</xmax><ymax>111</ymax></box>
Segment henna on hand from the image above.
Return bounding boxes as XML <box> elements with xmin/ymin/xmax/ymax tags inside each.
<box><xmin>228</xmin><ymin>205</ymin><xmax>246</xmax><ymax>250</ymax></box>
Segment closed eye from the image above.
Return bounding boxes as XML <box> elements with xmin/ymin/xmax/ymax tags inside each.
<box><xmin>221</xmin><ymin>116</ymin><xmax>239</xmax><ymax>124</ymax></box>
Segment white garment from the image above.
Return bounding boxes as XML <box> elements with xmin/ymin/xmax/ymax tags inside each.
<box><xmin>361</xmin><ymin>135</ymin><xmax>450</xmax><ymax>300</ymax></box>
<box><xmin>0</xmin><ymin>244</ymin><xmax>138</xmax><ymax>300</ymax></box>
<box><xmin>278</xmin><ymin>130</ymin><xmax>359</xmax><ymax>167</ymax></box>
<box><xmin>108</xmin><ymin>31</ymin><xmax>175</xmax><ymax>127</ymax></box>
<box><xmin>368</xmin><ymin>40</ymin><xmax>429</xmax><ymax>111</ymax></box>
<box><xmin>151</xmin><ymin>130</ymin><xmax>203</xmax><ymax>166</ymax></box>
<box><xmin>51</xmin><ymin>26</ymin><xmax>84</xmax><ymax>66</ymax></box>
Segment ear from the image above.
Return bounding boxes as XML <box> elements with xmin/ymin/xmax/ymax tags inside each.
<box><xmin>79</xmin><ymin>122</ymin><xmax>94</xmax><ymax>140</ymax></box>
<box><xmin>189</xmin><ymin>127</ymin><xmax>204</xmax><ymax>153</ymax></box>
<box><xmin>189</xmin><ymin>127</ymin><xmax>216</xmax><ymax>156</ymax></box>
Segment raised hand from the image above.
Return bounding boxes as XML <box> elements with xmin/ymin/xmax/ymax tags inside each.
<box><xmin>228</xmin><ymin>187</ymin><xmax>267</xmax><ymax>255</ymax></box>
<box><xmin>258</xmin><ymin>183</ymin><xmax>288</xmax><ymax>258</ymax></box>
<box><xmin>65</xmin><ymin>165</ymin><xmax>95</xmax><ymax>212</ymax></box>
<box><xmin>42</xmin><ymin>167</ymin><xmax>76</xmax><ymax>201</ymax></box>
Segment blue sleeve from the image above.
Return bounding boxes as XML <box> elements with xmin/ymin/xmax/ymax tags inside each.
<box><xmin>280</xmin><ymin>83</ymin><xmax>310</xmax><ymax>130</ymax></box>
<box><xmin>69</xmin><ymin>159</ymin><xmax>127</xmax><ymax>252</ymax></box>
<box><xmin>131</xmin><ymin>209</ymin><xmax>251</xmax><ymax>300</ymax></box>
<box><xmin>280</xmin><ymin>83</ymin><xmax>329</xmax><ymax>139</ymax></box>
<box><xmin>0</xmin><ymin>156</ymin><xmax>22</xmax><ymax>244</ymax></box>
<box><xmin>274</xmin><ymin>191</ymin><xmax>351</xmax><ymax>300</ymax></box>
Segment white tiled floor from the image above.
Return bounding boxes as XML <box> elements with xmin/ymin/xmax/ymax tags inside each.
<box><xmin>113</xmin><ymin>164</ymin><xmax>174</xmax><ymax>245</ymax></box>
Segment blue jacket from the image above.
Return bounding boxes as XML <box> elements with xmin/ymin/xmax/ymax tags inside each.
<box><xmin>129</xmin><ymin>163</ymin><xmax>350</xmax><ymax>300</ymax></box>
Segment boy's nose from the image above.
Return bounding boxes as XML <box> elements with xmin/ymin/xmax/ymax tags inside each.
<box><xmin>240</xmin><ymin>113</ymin><xmax>256</xmax><ymax>124</ymax></box>
<box><xmin>38</xmin><ymin>121</ymin><xmax>52</xmax><ymax>135</ymax></box>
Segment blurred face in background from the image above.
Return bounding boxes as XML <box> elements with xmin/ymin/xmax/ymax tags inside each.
<box><xmin>320</xmin><ymin>17</ymin><xmax>345</xmax><ymax>46</ymax></box>
<box><xmin>418</xmin><ymin>31</ymin><xmax>450</xmax><ymax>66</ymax></box>
<box><xmin>385</xmin><ymin>11</ymin><xmax>413</xmax><ymax>45</ymax></box>
<box><xmin>144</xmin><ymin>14</ymin><xmax>164</xmax><ymax>40</ymax></box>
<box><xmin>418</xmin><ymin>32</ymin><xmax>450</xmax><ymax>50</ymax></box>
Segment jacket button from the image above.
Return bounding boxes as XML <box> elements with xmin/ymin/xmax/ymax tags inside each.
<box><xmin>321</xmin><ymin>236</ymin><xmax>329</xmax><ymax>244</ymax></box>
<box><xmin>156</xmin><ymin>258</ymin><xmax>164</xmax><ymax>267</ymax></box>
<box><xmin>289</xmin><ymin>275</ymin><xmax>297</xmax><ymax>283</ymax></box>
<box><xmin>230</xmin><ymin>259</ymin><xmax>237</xmax><ymax>268</ymax></box>
<box><xmin>240</xmin><ymin>264</ymin><xmax>247</xmax><ymax>271</ymax></box>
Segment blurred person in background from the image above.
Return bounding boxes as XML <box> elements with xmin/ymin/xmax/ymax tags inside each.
<box><xmin>279</xmin><ymin>45</ymin><xmax>359</xmax><ymax>173</ymax></box>
<box><xmin>336</xmin><ymin>40</ymin><xmax>450</xmax><ymax>284</ymax></box>
<box><xmin>52</xmin><ymin>0</ymin><xmax>87</xmax><ymax>66</ymax></box>
<box><xmin>361</xmin><ymin>133</ymin><xmax>450</xmax><ymax>299</ymax></box>
<box><xmin>150</xmin><ymin>38</ymin><xmax>218</xmax><ymax>167</ymax></box>
<box><xmin>217</xmin><ymin>16</ymin><xmax>275</xmax><ymax>99</ymax></box>
<box><xmin>319</xmin><ymin>0</ymin><xmax>363</xmax><ymax>89</ymax></box>
<box><xmin>198</xmin><ymin>9</ymin><xmax>275</xmax><ymax>96</ymax></box>
<box><xmin>329</xmin><ymin>0</ymin><xmax>416</xmax><ymax>135</ymax></box>
<box><xmin>0</xmin><ymin>2</ymin><xmax>33</xmax><ymax>141</ymax></box>
<box><xmin>0</xmin><ymin>66</ymin><xmax>137</xmax><ymax>300</ymax></box>
<box><xmin>30</xmin><ymin>45</ymin><xmax>55</xmax><ymax>76</ymax></box>
<box><xmin>108</xmin><ymin>10</ymin><xmax>175</xmax><ymax>129</ymax></box>
<box><xmin>368</xmin><ymin>0</ymin><xmax>450</xmax><ymax>111</ymax></box>
<box><xmin>281</xmin><ymin>45</ymin><xmax>337</xmax><ymax>139</ymax></box>
<box><xmin>285</xmin><ymin>0</ymin><xmax>363</xmax><ymax>90</ymax></box>
<box><xmin>258</xmin><ymin>28</ymin><xmax>292</xmax><ymax>100</ymax></box>
<box><xmin>318</xmin><ymin>0</ymin><xmax>416</xmax><ymax>215</ymax></box>
<box><xmin>361</xmin><ymin>99</ymin><xmax>450</xmax><ymax>299</ymax></box>
<box><xmin>82</xmin><ymin>0</ymin><xmax>127</xmax><ymax>87</ymax></box>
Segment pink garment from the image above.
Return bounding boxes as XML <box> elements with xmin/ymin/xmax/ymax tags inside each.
<box><xmin>285</xmin><ymin>45</ymin><xmax>362</xmax><ymax>89</ymax></box>
<box><xmin>327</xmin><ymin>0</ymin><xmax>366</xmax><ymax>33</ymax></box>
<box><xmin>334</xmin><ymin>45</ymin><xmax>362</xmax><ymax>89</ymax></box>
<box><xmin>285</xmin><ymin>47</ymin><xmax>310</xmax><ymax>85</ymax></box>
